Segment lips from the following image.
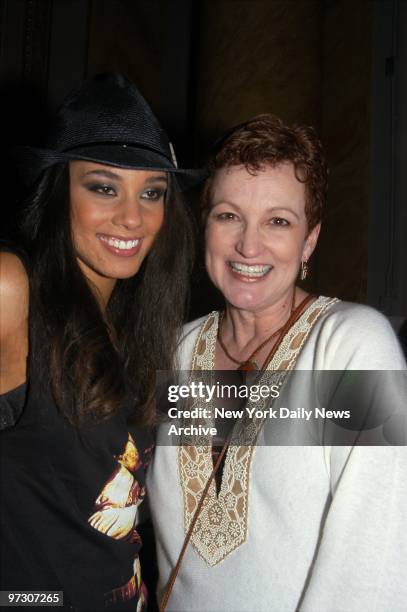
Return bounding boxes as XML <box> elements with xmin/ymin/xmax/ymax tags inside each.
<box><xmin>97</xmin><ymin>233</ymin><xmax>143</xmax><ymax>257</ymax></box>
<box><xmin>228</xmin><ymin>261</ymin><xmax>272</xmax><ymax>279</ymax></box>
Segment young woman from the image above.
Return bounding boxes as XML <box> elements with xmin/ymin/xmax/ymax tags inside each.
<box><xmin>0</xmin><ymin>72</ymin><xmax>200</xmax><ymax>611</ymax></box>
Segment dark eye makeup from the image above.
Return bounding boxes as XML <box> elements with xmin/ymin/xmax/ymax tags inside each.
<box><xmin>83</xmin><ymin>183</ymin><xmax>166</xmax><ymax>201</ymax></box>
<box><xmin>85</xmin><ymin>182</ymin><xmax>116</xmax><ymax>196</ymax></box>
<box><xmin>141</xmin><ymin>188</ymin><xmax>166</xmax><ymax>201</ymax></box>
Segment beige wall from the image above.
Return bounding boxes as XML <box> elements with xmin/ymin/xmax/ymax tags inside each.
<box><xmin>87</xmin><ymin>0</ymin><xmax>163</xmax><ymax>115</ymax></box>
<box><xmin>194</xmin><ymin>0</ymin><xmax>322</xmax><ymax>153</ymax></box>
<box><xmin>317</xmin><ymin>0</ymin><xmax>372</xmax><ymax>301</ymax></box>
<box><xmin>86</xmin><ymin>0</ymin><xmax>373</xmax><ymax>304</ymax></box>
<box><xmin>193</xmin><ymin>0</ymin><xmax>372</xmax><ymax>302</ymax></box>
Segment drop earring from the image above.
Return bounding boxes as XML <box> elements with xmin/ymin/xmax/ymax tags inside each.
<box><xmin>300</xmin><ymin>260</ymin><xmax>309</xmax><ymax>280</ymax></box>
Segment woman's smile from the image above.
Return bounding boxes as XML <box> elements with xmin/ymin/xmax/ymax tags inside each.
<box><xmin>69</xmin><ymin>161</ymin><xmax>166</xmax><ymax>301</ymax></box>
<box><xmin>97</xmin><ymin>233</ymin><xmax>143</xmax><ymax>257</ymax></box>
<box><xmin>205</xmin><ymin>163</ymin><xmax>320</xmax><ymax>313</ymax></box>
<box><xmin>227</xmin><ymin>261</ymin><xmax>273</xmax><ymax>281</ymax></box>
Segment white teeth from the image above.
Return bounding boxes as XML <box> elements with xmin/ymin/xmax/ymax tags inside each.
<box><xmin>229</xmin><ymin>262</ymin><xmax>272</xmax><ymax>277</ymax></box>
<box><xmin>100</xmin><ymin>236</ymin><xmax>140</xmax><ymax>250</ymax></box>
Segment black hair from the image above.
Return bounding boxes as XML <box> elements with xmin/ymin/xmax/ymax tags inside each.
<box><xmin>21</xmin><ymin>163</ymin><xmax>194</xmax><ymax>426</ymax></box>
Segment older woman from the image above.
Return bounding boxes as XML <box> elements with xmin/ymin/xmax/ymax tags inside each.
<box><xmin>148</xmin><ymin>115</ymin><xmax>407</xmax><ymax>612</ymax></box>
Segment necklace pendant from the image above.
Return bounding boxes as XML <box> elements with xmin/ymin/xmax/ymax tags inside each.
<box><xmin>238</xmin><ymin>359</ymin><xmax>260</xmax><ymax>372</ymax></box>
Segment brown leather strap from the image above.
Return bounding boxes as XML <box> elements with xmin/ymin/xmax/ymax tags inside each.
<box><xmin>262</xmin><ymin>293</ymin><xmax>315</xmax><ymax>369</ymax></box>
<box><xmin>159</xmin><ymin>434</ymin><xmax>231</xmax><ymax>612</ymax></box>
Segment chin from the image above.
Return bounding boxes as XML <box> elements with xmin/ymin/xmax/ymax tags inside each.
<box><xmin>100</xmin><ymin>261</ymin><xmax>143</xmax><ymax>281</ymax></box>
<box><xmin>113</xmin><ymin>267</ymin><xmax>142</xmax><ymax>280</ymax></box>
<box><xmin>222</xmin><ymin>289</ymin><xmax>265</xmax><ymax>312</ymax></box>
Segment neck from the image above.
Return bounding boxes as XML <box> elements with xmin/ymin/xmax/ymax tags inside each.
<box><xmin>76</xmin><ymin>260</ymin><xmax>116</xmax><ymax>312</ymax></box>
<box><xmin>223</xmin><ymin>288</ymin><xmax>302</xmax><ymax>349</ymax></box>
<box><xmin>86</xmin><ymin>277</ymin><xmax>116</xmax><ymax>313</ymax></box>
<box><xmin>95</xmin><ymin>281</ymin><xmax>116</xmax><ymax>312</ymax></box>
<box><xmin>216</xmin><ymin>287</ymin><xmax>312</xmax><ymax>369</ymax></box>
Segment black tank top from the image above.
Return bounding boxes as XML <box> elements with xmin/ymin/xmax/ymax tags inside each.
<box><xmin>0</xmin><ymin>365</ymin><xmax>153</xmax><ymax>610</ymax></box>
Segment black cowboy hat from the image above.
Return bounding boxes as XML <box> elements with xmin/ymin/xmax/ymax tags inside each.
<box><xmin>16</xmin><ymin>72</ymin><xmax>205</xmax><ymax>190</ymax></box>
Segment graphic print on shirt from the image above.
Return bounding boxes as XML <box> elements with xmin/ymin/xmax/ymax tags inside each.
<box><xmin>88</xmin><ymin>433</ymin><xmax>145</xmax><ymax>541</ymax></box>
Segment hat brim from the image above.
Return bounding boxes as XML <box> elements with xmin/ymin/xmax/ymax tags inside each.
<box><xmin>15</xmin><ymin>144</ymin><xmax>207</xmax><ymax>191</ymax></box>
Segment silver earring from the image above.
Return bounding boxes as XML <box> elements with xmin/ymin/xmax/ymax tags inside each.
<box><xmin>300</xmin><ymin>260</ymin><xmax>309</xmax><ymax>280</ymax></box>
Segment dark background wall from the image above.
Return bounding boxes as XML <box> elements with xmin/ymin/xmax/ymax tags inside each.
<box><xmin>1</xmin><ymin>0</ymin><xmax>406</xmax><ymax>322</ymax></box>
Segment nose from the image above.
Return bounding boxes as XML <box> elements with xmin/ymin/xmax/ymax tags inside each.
<box><xmin>112</xmin><ymin>196</ymin><xmax>143</xmax><ymax>230</ymax></box>
<box><xmin>235</xmin><ymin>222</ymin><xmax>263</xmax><ymax>258</ymax></box>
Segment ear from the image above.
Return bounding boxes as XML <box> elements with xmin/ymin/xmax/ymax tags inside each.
<box><xmin>302</xmin><ymin>223</ymin><xmax>321</xmax><ymax>261</ymax></box>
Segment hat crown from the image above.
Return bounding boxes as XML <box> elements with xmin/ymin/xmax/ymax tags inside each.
<box><xmin>47</xmin><ymin>73</ymin><xmax>171</xmax><ymax>161</ymax></box>
<box><xmin>16</xmin><ymin>71</ymin><xmax>206</xmax><ymax>190</ymax></box>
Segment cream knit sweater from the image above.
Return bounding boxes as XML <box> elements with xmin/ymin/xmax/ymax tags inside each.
<box><xmin>147</xmin><ymin>300</ymin><xmax>407</xmax><ymax>612</ymax></box>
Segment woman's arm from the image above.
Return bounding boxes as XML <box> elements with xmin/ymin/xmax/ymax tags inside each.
<box><xmin>0</xmin><ymin>252</ymin><xmax>29</xmax><ymax>394</ymax></box>
<box><xmin>299</xmin><ymin>445</ymin><xmax>407</xmax><ymax>612</ymax></box>
<box><xmin>299</xmin><ymin>304</ymin><xmax>407</xmax><ymax>611</ymax></box>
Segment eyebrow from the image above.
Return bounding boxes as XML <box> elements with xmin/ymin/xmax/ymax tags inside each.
<box><xmin>80</xmin><ymin>169</ymin><xmax>167</xmax><ymax>184</ymax></box>
<box><xmin>211</xmin><ymin>201</ymin><xmax>301</xmax><ymax>220</ymax></box>
<box><xmin>145</xmin><ymin>175</ymin><xmax>168</xmax><ymax>185</ymax></box>
<box><xmin>265</xmin><ymin>206</ymin><xmax>300</xmax><ymax>220</ymax></box>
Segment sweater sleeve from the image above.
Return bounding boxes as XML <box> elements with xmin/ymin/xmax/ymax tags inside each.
<box><xmin>311</xmin><ymin>302</ymin><xmax>406</xmax><ymax>371</ymax></box>
<box><xmin>299</xmin><ymin>446</ymin><xmax>407</xmax><ymax>612</ymax></box>
<box><xmin>299</xmin><ymin>304</ymin><xmax>407</xmax><ymax>611</ymax></box>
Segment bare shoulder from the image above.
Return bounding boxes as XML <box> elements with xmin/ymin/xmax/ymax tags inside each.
<box><xmin>0</xmin><ymin>252</ymin><xmax>29</xmax><ymax>392</ymax></box>
<box><xmin>0</xmin><ymin>252</ymin><xmax>29</xmax><ymax>339</ymax></box>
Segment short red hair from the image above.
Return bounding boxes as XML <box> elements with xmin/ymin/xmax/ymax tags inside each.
<box><xmin>202</xmin><ymin>114</ymin><xmax>328</xmax><ymax>231</ymax></box>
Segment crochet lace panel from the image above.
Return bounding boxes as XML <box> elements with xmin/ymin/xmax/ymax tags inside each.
<box><xmin>178</xmin><ymin>296</ymin><xmax>338</xmax><ymax>566</ymax></box>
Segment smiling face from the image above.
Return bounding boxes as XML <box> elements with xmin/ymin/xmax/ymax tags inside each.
<box><xmin>205</xmin><ymin>163</ymin><xmax>320</xmax><ymax>313</ymax></box>
<box><xmin>69</xmin><ymin>161</ymin><xmax>166</xmax><ymax>302</ymax></box>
